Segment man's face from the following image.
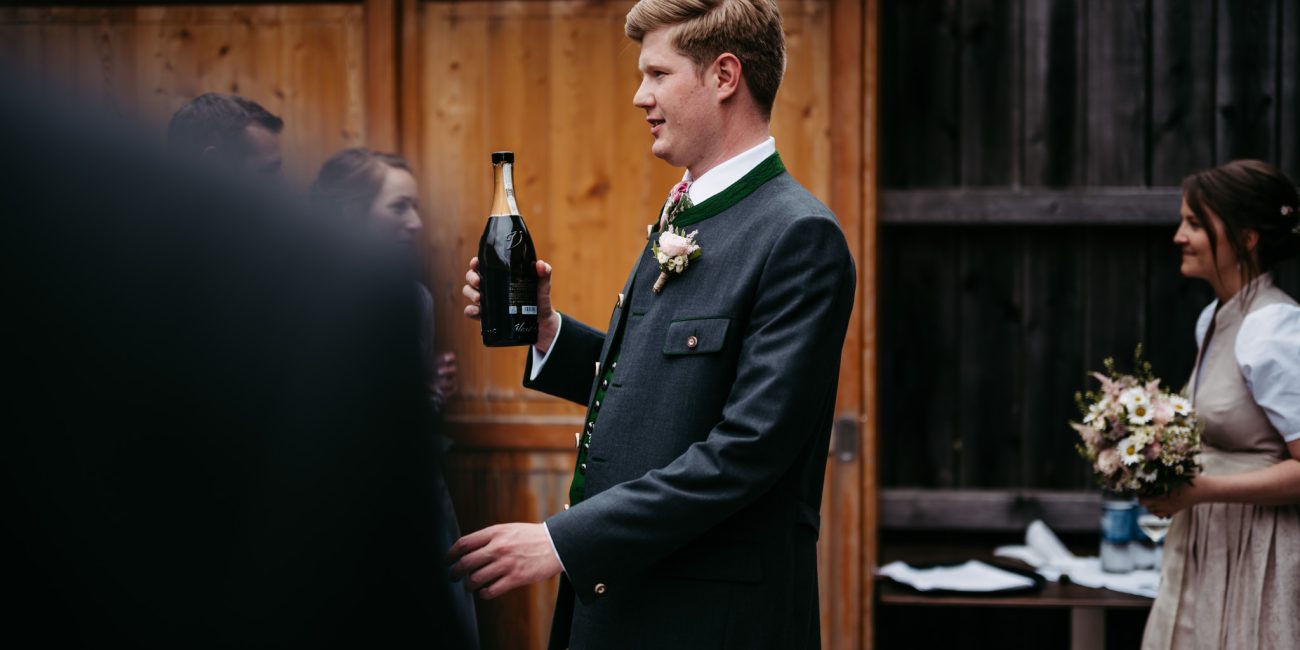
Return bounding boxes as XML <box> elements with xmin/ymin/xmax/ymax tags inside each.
<box><xmin>633</xmin><ymin>29</ymin><xmax>719</xmax><ymax>170</ymax></box>
<box><xmin>235</xmin><ymin>124</ymin><xmax>282</xmax><ymax>177</ymax></box>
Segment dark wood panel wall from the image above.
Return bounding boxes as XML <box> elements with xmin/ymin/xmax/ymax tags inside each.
<box><xmin>882</xmin><ymin>0</ymin><xmax>1300</xmax><ymax>190</ymax></box>
<box><xmin>879</xmin><ymin>0</ymin><xmax>1300</xmax><ymax>491</ymax></box>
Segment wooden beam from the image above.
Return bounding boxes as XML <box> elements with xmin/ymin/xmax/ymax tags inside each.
<box><xmin>364</xmin><ymin>0</ymin><xmax>397</xmax><ymax>152</ymax></box>
<box><xmin>880</xmin><ymin>489</ymin><xmax>1103</xmax><ymax>534</ymax></box>
<box><xmin>881</xmin><ymin>188</ymin><xmax>1185</xmax><ymax>225</ymax></box>
<box><xmin>397</xmin><ymin>0</ymin><xmax>421</xmax><ymax>164</ymax></box>
<box><xmin>442</xmin><ymin>418</ymin><xmax>584</xmax><ymax>451</ymax></box>
<box><xmin>861</xmin><ymin>0</ymin><xmax>880</xmax><ymax>647</ymax></box>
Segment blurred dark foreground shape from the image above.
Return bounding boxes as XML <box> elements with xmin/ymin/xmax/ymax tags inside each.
<box><xmin>0</xmin><ymin>76</ymin><xmax>472</xmax><ymax>649</ymax></box>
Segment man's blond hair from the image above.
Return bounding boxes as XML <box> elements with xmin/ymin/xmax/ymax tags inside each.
<box><xmin>626</xmin><ymin>0</ymin><xmax>785</xmax><ymax>119</ymax></box>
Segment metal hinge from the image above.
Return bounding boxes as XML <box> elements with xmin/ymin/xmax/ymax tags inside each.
<box><xmin>832</xmin><ymin>414</ymin><xmax>862</xmax><ymax>462</ymax></box>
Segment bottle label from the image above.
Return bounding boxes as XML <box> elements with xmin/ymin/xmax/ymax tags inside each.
<box><xmin>508</xmin><ymin>279</ymin><xmax>537</xmax><ymax>308</ymax></box>
<box><xmin>522</xmin><ymin>306</ymin><xmax>537</xmax><ymax>315</ymax></box>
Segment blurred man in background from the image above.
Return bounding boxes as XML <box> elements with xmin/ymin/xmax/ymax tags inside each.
<box><xmin>166</xmin><ymin>92</ymin><xmax>284</xmax><ymax>177</ymax></box>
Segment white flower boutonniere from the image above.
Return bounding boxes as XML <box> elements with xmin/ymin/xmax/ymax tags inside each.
<box><xmin>651</xmin><ymin>228</ymin><xmax>702</xmax><ymax>294</ymax></box>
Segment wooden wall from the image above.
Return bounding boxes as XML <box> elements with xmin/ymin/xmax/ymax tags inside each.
<box><xmin>1</xmin><ymin>2</ymin><xmax>878</xmax><ymax>648</ymax></box>
<box><xmin>0</xmin><ymin>5</ymin><xmax>369</xmax><ymax>183</ymax></box>
<box><xmin>878</xmin><ymin>0</ymin><xmax>1300</xmax><ymax>492</ymax></box>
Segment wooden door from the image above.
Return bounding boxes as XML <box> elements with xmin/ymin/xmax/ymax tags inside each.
<box><xmin>409</xmin><ymin>0</ymin><xmax>877</xmax><ymax>647</ymax></box>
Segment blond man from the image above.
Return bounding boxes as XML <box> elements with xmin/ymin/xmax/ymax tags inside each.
<box><xmin>452</xmin><ymin>1</ymin><xmax>855</xmax><ymax>647</ymax></box>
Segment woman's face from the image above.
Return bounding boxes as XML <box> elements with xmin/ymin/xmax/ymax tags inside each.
<box><xmin>368</xmin><ymin>167</ymin><xmax>422</xmax><ymax>240</ymax></box>
<box><xmin>1174</xmin><ymin>196</ymin><xmax>1238</xmax><ymax>283</ymax></box>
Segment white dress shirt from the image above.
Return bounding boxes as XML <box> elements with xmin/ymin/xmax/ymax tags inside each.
<box><xmin>535</xmin><ymin>136</ymin><xmax>779</xmax><ymax>573</ymax></box>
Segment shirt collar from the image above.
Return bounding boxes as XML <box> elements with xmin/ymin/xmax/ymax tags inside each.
<box><xmin>683</xmin><ymin>137</ymin><xmax>777</xmax><ymax>205</ymax></box>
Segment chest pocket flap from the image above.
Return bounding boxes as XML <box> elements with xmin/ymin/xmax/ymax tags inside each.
<box><xmin>663</xmin><ymin>317</ymin><xmax>731</xmax><ymax>355</ymax></box>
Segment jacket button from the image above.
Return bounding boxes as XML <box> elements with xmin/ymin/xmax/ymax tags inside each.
<box><xmin>594</xmin><ymin>583</ymin><xmax>606</xmax><ymax>595</ymax></box>
<box><xmin>686</xmin><ymin>335</ymin><xmax>699</xmax><ymax>349</ymax></box>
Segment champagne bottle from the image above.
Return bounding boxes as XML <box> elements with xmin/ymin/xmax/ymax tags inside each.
<box><xmin>478</xmin><ymin>151</ymin><xmax>539</xmax><ymax>347</ymax></box>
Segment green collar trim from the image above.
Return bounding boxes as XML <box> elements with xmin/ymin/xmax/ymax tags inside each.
<box><xmin>654</xmin><ymin>152</ymin><xmax>786</xmax><ymax>230</ymax></box>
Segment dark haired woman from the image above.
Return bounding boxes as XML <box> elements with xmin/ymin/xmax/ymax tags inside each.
<box><xmin>1140</xmin><ymin>160</ymin><xmax>1300</xmax><ymax>649</ymax></box>
<box><xmin>309</xmin><ymin>148</ymin><xmax>458</xmax><ymax>409</ymax></box>
<box><xmin>311</xmin><ymin>149</ymin><xmax>477</xmax><ymax>647</ymax></box>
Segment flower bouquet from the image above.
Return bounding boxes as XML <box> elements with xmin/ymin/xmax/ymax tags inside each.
<box><xmin>1071</xmin><ymin>346</ymin><xmax>1201</xmax><ymax>497</ymax></box>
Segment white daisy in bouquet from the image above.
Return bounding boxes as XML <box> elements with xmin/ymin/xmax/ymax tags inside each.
<box><xmin>1071</xmin><ymin>346</ymin><xmax>1202</xmax><ymax>496</ymax></box>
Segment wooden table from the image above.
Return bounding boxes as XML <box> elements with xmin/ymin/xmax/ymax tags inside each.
<box><xmin>877</xmin><ymin>544</ymin><xmax>1153</xmax><ymax>650</ymax></box>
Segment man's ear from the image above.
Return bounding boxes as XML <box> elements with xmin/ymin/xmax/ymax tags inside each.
<box><xmin>713</xmin><ymin>52</ymin><xmax>742</xmax><ymax>102</ymax></box>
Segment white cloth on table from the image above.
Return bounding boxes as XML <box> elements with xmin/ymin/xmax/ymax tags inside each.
<box><xmin>995</xmin><ymin>519</ymin><xmax>1159</xmax><ymax>599</ymax></box>
<box><xmin>876</xmin><ymin>560</ymin><xmax>1036</xmax><ymax>592</ymax></box>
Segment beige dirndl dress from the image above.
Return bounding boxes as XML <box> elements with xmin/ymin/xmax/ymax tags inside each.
<box><xmin>1142</xmin><ymin>275</ymin><xmax>1300</xmax><ymax>649</ymax></box>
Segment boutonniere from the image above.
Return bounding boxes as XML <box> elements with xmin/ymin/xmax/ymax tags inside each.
<box><xmin>651</xmin><ymin>228</ymin><xmax>702</xmax><ymax>294</ymax></box>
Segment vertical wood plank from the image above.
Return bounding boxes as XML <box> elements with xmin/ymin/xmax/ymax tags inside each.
<box><xmin>364</xmin><ymin>0</ymin><xmax>397</xmax><ymax>151</ymax></box>
<box><xmin>859</xmin><ymin>0</ymin><xmax>880</xmax><ymax>646</ymax></box>
<box><xmin>398</xmin><ymin>0</ymin><xmax>422</xmax><ymax>166</ymax></box>
<box><xmin>1150</xmin><ymin>0</ymin><xmax>1215</xmax><ymax>184</ymax></box>
<box><xmin>956</xmin><ymin>228</ymin><xmax>1023</xmax><ymax>487</ymax></box>
<box><xmin>1085</xmin><ymin>0</ymin><xmax>1148</xmax><ymax>186</ymax></box>
<box><xmin>821</xmin><ymin>0</ymin><xmax>865</xmax><ymax>647</ymax></box>
<box><xmin>1083</xmin><ymin>229</ymin><xmax>1147</xmax><ymax>388</ymax></box>
<box><xmin>959</xmin><ymin>0</ymin><xmax>1019</xmax><ymax>186</ymax></box>
<box><xmin>1279</xmin><ymin>0</ymin><xmax>1300</xmax><ymax>182</ymax></box>
<box><xmin>1020</xmin><ymin>229</ymin><xmax>1088</xmax><ymax>489</ymax></box>
<box><xmin>879</xmin><ymin>227</ymin><xmax>960</xmax><ymax>488</ymax></box>
<box><xmin>1216</xmin><ymin>0</ymin><xmax>1278</xmax><ymax>162</ymax></box>
<box><xmin>880</xmin><ymin>0</ymin><xmax>959</xmax><ymax>187</ymax></box>
<box><xmin>1023</xmin><ymin>0</ymin><xmax>1086</xmax><ymax>187</ymax></box>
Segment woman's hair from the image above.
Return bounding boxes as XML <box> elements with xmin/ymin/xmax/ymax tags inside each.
<box><xmin>309</xmin><ymin>148</ymin><xmax>412</xmax><ymax>221</ymax></box>
<box><xmin>1182</xmin><ymin>159</ymin><xmax>1300</xmax><ymax>302</ymax></box>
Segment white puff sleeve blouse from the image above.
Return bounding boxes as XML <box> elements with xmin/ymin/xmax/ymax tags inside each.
<box><xmin>1197</xmin><ymin>300</ymin><xmax>1300</xmax><ymax>442</ymax></box>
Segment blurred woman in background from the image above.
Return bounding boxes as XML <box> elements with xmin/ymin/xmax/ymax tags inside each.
<box><xmin>309</xmin><ymin>148</ymin><xmax>458</xmax><ymax>410</ymax></box>
<box><xmin>310</xmin><ymin>148</ymin><xmax>476</xmax><ymax>648</ymax></box>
